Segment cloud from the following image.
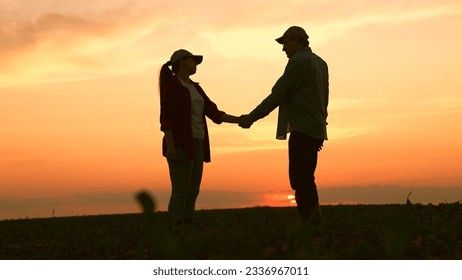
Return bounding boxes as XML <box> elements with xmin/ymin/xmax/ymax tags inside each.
<box><xmin>319</xmin><ymin>186</ymin><xmax>462</xmax><ymax>205</ymax></box>
<box><xmin>2</xmin><ymin>186</ymin><xmax>460</xmax><ymax>220</ymax></box>
<box><xmin>418</xmin><ymin>97</ymin><xmax>462</xmax><ymax>115</ymax></box>
<box><xmin>153</xmin><ymin>0</ymin><xmax>462</xmax><ymax>32</ymax></box>
<box><xmin>0</xmin><ymin>190</ymin><xmax>271</xmax><ymax>220</ymax></box>
<box><xmin>2</xmin><ymin>0</ymin><xmax>461</xmax><ymax>87</ymax></box>
<box><xmin>0</xmin><ymin>3</ymin><xmax>162</xmax><ymax>86</ymax></box>
<box><xmin>1</xmin><ymin>10</ymin><xmax>119</xmax><ymax>51</ymax></box>
<box><xmin>0</xmin><ymin>192</ymin><xmax>139</xmax><ymax>220</ymax></box>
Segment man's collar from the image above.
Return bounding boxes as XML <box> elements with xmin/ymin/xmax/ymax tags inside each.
<box><xmin>289</xmin><ymin>47</ymin><xmax>312</xmax><ymax>61</ymax></box>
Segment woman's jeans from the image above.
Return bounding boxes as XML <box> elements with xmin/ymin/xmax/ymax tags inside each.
<box><xmin>167</xmin><ymin>139</ymin><xmax>204</xmax><ymax>223</ymax></box>
<box><xmin>289</xmin><ymin>131</ymin><xmax>324</xmax><ymax>222</ymax></box>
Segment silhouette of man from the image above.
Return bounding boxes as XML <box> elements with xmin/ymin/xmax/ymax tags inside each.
<box><xmin>240</xmin><ymin>26</ymin><xmax>329</xmax><ymax>224</ymax></box>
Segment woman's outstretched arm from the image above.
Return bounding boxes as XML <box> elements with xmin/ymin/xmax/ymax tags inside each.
<box><xmin>221</xmin><ymin>113</ymin><xmax>242</xmax><ymax>124</ymax></box>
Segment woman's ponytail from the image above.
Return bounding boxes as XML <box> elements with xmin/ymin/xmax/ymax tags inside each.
<box><xmin>159</xmin><ymin>61</ymin><xmax>173</xmax><ymax>91</ymax></box>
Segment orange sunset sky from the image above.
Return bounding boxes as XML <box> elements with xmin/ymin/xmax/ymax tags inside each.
<box><xmin>1</xmin><ymin>0</ymin><xmax>462</xmax><ymax>220</ymax></box>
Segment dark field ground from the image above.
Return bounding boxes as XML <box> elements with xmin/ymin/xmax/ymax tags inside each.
<box><xmin>1</xmin><ymin>203</ymin><xmax>461</xmax><ymax>260</ymax></box>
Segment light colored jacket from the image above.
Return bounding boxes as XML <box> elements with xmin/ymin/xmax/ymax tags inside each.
<box><xmin>249</xmin><ymin>47</ymin><xmax>329</xmax><ymax>140</ymax></box>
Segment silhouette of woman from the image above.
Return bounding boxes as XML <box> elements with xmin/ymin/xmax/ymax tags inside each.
<box><xmin>159</xmin><ymin>49</ymin><xmax>241</xmax><ymax>225</ymax></box>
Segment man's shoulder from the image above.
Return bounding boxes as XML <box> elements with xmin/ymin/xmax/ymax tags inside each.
<box><xmin>292</xmin><ymin>48</ymin><xmax>310</xmax><ymax>59</ymax></box>
<box><xmin>309</xmin><ymin>50</ymin><xmax>327</xmax><ymax>64</ymax></box>
<box><xmin>289</xmin><ymin>50</ymin><xmax>316</xmax><ymax>69</ymax></box>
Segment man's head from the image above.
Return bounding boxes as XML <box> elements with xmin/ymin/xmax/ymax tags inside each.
<box><xmin>276</xmin><ymin>26</ymin><xmax>309</xmax><ymax>58</ymax></box>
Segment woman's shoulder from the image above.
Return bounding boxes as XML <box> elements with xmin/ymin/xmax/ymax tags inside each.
<box><xmin>166</xmin><ymin>75</ymin><xmax>181</xmax><ymax>86</ymax></box>
<box><xmin>162</xmin><ymin>76</ymin><xmax>182</xmax><ymax>92</ymax></box>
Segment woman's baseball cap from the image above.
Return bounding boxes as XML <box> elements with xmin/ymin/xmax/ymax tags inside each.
<box><xmin>169</xmin><ymin>49</ymin><xmax>203</xmax><ymax>65</ymax></box>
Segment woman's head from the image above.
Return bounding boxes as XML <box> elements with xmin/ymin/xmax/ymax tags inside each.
<box><xmin>159</xmin><ymin>49</ymin><xmax>203</xmax><ymax>90</ymax></box>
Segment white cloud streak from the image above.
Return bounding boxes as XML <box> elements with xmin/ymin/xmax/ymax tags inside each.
<box><xmin>1</xmin><ymin>0</ymin><xmax>461</xmax><ymax>87</ymax></box>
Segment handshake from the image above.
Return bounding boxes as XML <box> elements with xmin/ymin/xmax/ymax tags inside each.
<box><xmin>238</xmin><ymin>114</ymin><xmax>253</xmax><ymax>129</ymax></box>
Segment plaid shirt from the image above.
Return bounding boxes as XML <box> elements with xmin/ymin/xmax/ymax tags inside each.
<box><xmin>160</xmin><ymin>75</ymin><xmax>224</xmax><ymax>162</ymax></box>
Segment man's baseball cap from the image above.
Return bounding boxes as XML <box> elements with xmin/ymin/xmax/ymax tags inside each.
<box><xmin>169</xmin><ymin>49</ymin><xmax>203</xmax><ymax>65</ymax></box>
<box><xmin>275</xmin><ymin>26</ymin><xmax>309</xmax><ymax>44</ymax></box>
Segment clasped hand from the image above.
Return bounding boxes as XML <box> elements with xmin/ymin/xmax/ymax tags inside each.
<box><xmin>238</xmin><ymin>115</ymin><xmax>253</xmax><ymax>129</ymax></box>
